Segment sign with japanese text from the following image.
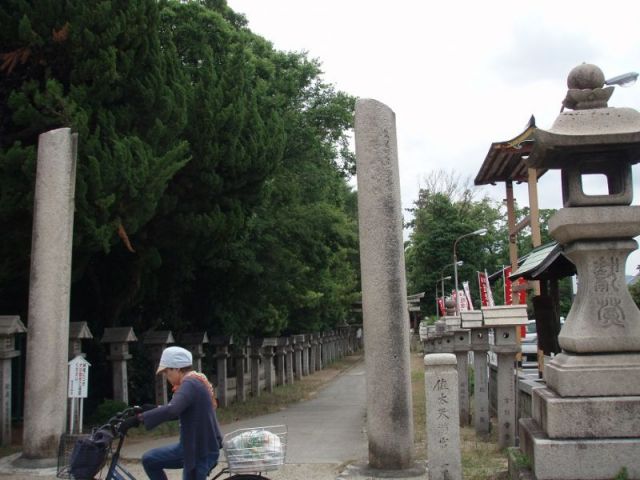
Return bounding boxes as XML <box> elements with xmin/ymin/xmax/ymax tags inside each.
<box><xmin>68</xmin><ymin>356</ymin><xmax>91</xmax><ymax>398</ymax></box>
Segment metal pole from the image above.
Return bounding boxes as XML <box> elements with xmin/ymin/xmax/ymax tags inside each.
<box><xmin>453</xmin><ymin>247</ymin><xmax>460</xmax><ymax>315</ymax></box>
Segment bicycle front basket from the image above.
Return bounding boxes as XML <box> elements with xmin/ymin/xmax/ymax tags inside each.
<box><xmin>57</xmin><ymin>429</ymin><xmax>113</xmax><ymax>479</ymax></box>
<box><xmin>223</xmin><ymin>425</ymin><xmax>287</xmax><ymax>474</ymax></box>
<box><xmin>57</xmin><ymin>433</ymin><xmax>88</xmax><ymax>479</ymax></box>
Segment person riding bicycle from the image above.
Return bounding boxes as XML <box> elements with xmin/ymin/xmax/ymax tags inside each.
<box><xmin>120</xmin><ymin>346</ymin><xmax>223</xmax><ymax>480</ymax></box>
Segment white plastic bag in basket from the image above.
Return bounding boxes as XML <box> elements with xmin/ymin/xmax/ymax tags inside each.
<box><xmin>226</xmin><ymin>429</ymin><xmax>283</xmax><ymax>466</ymax></box>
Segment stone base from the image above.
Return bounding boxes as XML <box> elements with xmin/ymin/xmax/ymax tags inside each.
<box><xmin>532</xmin><ymin>386</ymin><xmax>640</xmax><ymax>438</ymax></box>
<box><xmin>337</xmin><ymin>461</ymin><xmax>428</xmax><ymax>479</ymax></box>
<box><xmin>545</xmin><ymin>352</ymin><xmax>640</xmax><ymax>396</ymax></box>
<box><xmin>519</xmin><ymin>418</ymin><xmax>640</xmax><ymax>480</ymax></box>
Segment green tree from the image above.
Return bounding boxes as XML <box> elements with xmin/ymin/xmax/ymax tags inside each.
<box><xmin>405</xmin><ymin>187</ymin><xmax>504</xmax><ymax>311</ymax></box>
<box><xmin>0</xmin><ymin>0</ymin><xmax>190</xmax><ymax>324</ymax></box>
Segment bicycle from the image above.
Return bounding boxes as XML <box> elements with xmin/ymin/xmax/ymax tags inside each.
<box><xmin>57</xmin><ymin>407</ymin><xmax>287</xmax><ymax>480</ymax></box>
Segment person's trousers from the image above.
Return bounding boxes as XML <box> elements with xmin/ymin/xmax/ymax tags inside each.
<box><xmin>142</xmin><ymin>442</ymin><xmax>219</xmax><ymax>480</ymax></box>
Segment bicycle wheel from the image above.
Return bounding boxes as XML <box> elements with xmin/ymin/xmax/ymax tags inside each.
<box><xmin>228</xmin><ymin>475</ymin><xmax>270</xmax><ymax>480</ymax></box>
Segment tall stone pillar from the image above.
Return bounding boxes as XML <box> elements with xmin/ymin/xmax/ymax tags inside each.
<box><xmin>0</xmin><ymin>317</ymin><xmax>27</xmax><ymax>447</ymax></box>
<box><xmin>22</xmin><ymin>128</ymin><xmax>77</xmax><ymax>459</ymax></box>
<box><xmin>425</xmin><ymin>353</ymin><xmax>462</xmax><ymax>480</ymax></box>
<box><xmin>516</xmin><ymin>64</ymin><xmax>640</xmax><ymax>479</ymax></box>
<box><xmin>101</xmin><ymin>327</ymin><xmax>137</xmax><ymax>404</ymax></box>
<box><xmin>211</xmin><ymin>336</ymin><xmax>232</xmax><ymax>408</ymax></box>
<box><xmin>462</xmin><ymin>311</ymin><xmax>491</xmax><ymax>437</ymax></box>
<box><xmin>143</xmin><ymin>330</ymin><xmax>174</xmax><ymax>405</ymax></box>
<box><xmin>484</xmin><ymin>305</ymin><xmax>527</xmax><ymax>448</ymax></box>
<box><xmin>355</xmin><ymin>99</ymin><xmax>414</xmax><ymax>471</ymax></box>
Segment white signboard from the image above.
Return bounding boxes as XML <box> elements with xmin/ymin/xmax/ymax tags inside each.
<box><xmin>68</xmin><ymin>356</ymin><xmax>91</xmax><ymax>398</ymax></box>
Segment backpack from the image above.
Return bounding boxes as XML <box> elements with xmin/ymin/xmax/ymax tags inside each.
<box><xmin>69</xmin><ymin>429</ymin><xmax>114</xmax><ymax>479</ymax></box>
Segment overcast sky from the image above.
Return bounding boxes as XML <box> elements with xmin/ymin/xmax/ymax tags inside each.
<box><xmin>226</xmin><ymin>0</ymin><xmax>640</xmax><ymax>275</ymax></box>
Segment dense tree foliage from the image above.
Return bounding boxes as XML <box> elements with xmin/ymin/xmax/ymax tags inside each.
<box><xmin>404</xmin><ymin>170</ymin><xmax>571</xmax><ymax>318</ymax></box>
<box><xmin>0</xmin><ymin>0</ymin><xmax>358</xmax><ymax>341</ymax></box>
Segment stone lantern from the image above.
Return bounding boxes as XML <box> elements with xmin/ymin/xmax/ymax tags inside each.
<box><xmin>518</xmin><ymin>63</ymin><xmax>640</xmax><ymax>480</ymax></box>
<box><xmin>101</xmin><ymin>327</ymin><xmax>137</xmax><ymax>404</ymax></box>
<box><xmin>0</xmin><ymin>316</ymin><xmax>26</xmax><ymax>446</ymax></box>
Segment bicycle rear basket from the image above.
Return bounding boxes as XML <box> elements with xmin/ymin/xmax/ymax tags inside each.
<box><xmin>223</xmin><ymin>425</ymin><xmax>287</xmax><ymax>474</ymax></box>
<box><xmin>57</xmin><ymin>433</ymin><xmax>89</xmax><ymax>479</ymax></box>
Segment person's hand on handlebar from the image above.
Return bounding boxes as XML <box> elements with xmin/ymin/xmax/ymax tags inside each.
<box><xmin>133</xmin><ymin>404</ymin><xmax>157</xmax><ymax>414</ymax></box>
<box><xmin>118</xmin><ymin>415</ymin><xmax>141</xmax><ymax>434</ymax></box>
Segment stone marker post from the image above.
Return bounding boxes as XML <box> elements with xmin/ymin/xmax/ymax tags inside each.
<box><xmin>143</xmin><ymin>330</ymin><xmax>174</xmax><ymax>405</ymax></box>
<box><xmin>516</xmin><ymin>64</ymin><xmax>640</xmax><ymax>479</ymax></box>
<box><xmin>0</xmin><ymin>317</ymin><xmax>27</xmax><ymax>446</ymax></box>
<box><xmin>211</xmin><ymin>336</ymin><xmax>232</xmax><ymax>408</ymax></box>
<box><xmin>355</xmin><ymin>99</ymin><xmax>414</xmax><ymax>470</ymax></box>
<box><xmin>261</xmin><ymin>338</ymin><xmax>277</xmax><ymax>393</ymax></box>
<box><xmin>249</xmin><ymin>338</ymin><xmax>264</xmax><ymax>397</ymax></box>
<box><xmin>461</xmin><ymin>310</ymin><xmax>491</xmax><ymax>437</ymax></box>
<box><xmin>309</xmin><ymin>334</ymin><xmax>317</xmax><ymax>374</ymax></box>
<box><xmin>232</xmin><ymin>342</ymin><xmax>248</xmax><ymax>403</ymax></box>
<box><xmin>275</xmin><ymin>337</ymin><xmax>288</xmax><ymax>386</ymax></box>
<box><xmin>179</xmin><ymin>332</ymin><xmax>209</xmax><ymax>373</ymax></box>
<box><xmin>302</xmin><ymin>335</ymin><xmax>310</xmax><ymax>376</ymax></box>
<box><xmin>23</xmin><ymin>128</ymin><xmax>77</xmax><ymax>460</ymax></box>
<box><xmin>484</xmin><ymin>305</ymin><xmax>527</xmax><ymax>448</ymax></box>
<box><xmin>101</xmin><ymin>327</ymin><xmax>137</xmax><ymax>404</ymax></box>
<box><xmin>285</xmin><ymin>339</ymin><xmax>294</xmax><ymax>385</ymax></box>
<box><xmin>292</xmin><ymin>335</ymin><xmax>304</xmax><ymax>380</ymax></box>
<box><xmin>425</xmin><ymin>353</ymin><xmax>462</xmax><ymax>480</ymax></box>
<box><xmin>316</xmin><ymin>335</ymin><xmax>324</xmax><ymax>371</ymax></box>
<box><xmin>443</xmin><ymin>312</ymin><xmax>471</xmax><ymax>427</ymax></box>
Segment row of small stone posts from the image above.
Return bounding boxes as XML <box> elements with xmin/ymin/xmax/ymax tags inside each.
<box><xmin>68</xmin><ymin>326</ymin><xmax>359</xmax><ymax>408</ymax></box>
<box><xmin>420</xmin><ymin>302</ymin><xmax>527</xmax><ymax>456</ymax></box>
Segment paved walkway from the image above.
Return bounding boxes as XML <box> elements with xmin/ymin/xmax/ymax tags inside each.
<box><xmin>0</xmin><ymin>360</ymin><xmax>371</xmax><ymax>480</ymax></box>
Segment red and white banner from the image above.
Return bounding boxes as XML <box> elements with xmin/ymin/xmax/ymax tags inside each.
<box><xmin>517</xmin><ymin>277</ymin><xmax>527</xmax><ymax>305</ymax></box>
<box><xmin>504</xmin><ymin>266</ymin><xmax>513</xmax><ymax>305</ymax></box>
<box><xmin>437</xmin><ymin>297</ymin><xmax>446</xmax><ymax>316</ymax></box>
<box><xmin>462</xmin><ymin>281</ymin><xmax>474</xmax><ymax>310</ymax></box>
<box><xmin>504</xmin><ymin>266</ymin><xmax>527</xmax><ymax>305</ymax></box>
<box><xmin>477</xmin><ymin>271</ymin><xmax>495</xmax><ymax>307</ymax></box>
<box><xmin>453</xmin><ymin>289</ymin><xmax>471</xmax><ymax>311</ymax></box>
<box><xmin>485</xmin><ymin>270</ymin><xmax>495</xmax><ymax>306</ymax></box>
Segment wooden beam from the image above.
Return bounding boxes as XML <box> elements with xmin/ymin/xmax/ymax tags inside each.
<box><xmin>505</xmin><ymin>180</ymin><xmax>519</xmax><ymax>305</ymax></box>
<box><xmin>528</xmin><ymin>168</ymin><xmax>542</xmax><ymax>296</ymax></box>
<box><xmin>510</xmin><ymin>215</ymin><xmax>531</xmax><ymax>236</ymax></box>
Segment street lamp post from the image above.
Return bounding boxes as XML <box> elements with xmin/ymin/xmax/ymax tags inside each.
<box><xmin>435</xmin><ymin>275</ymin><xmax>452</xmax><ymax>319</ymax></box>
<box><xmin>453</xmin><ymin>228</ymin><xmax>488</xmax><ymax>315</ymax></box>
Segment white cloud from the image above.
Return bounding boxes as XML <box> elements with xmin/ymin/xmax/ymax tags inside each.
<box><xmin>228</xmin><ymin>0</ymin><xmax>640</xmax><ymax>274</ymax></box>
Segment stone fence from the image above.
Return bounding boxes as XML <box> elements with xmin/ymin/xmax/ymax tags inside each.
<box><xmin>96</xmin><ymin>326</ymin><xmax>361</xmax><ymax>409</ymax></box>
<box><xmin>0</xmin><ymin>316</ymin><xmax>361</xmax><ymax>445</ymax></box>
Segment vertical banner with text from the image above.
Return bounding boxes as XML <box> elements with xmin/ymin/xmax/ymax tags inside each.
<box><xmin>462</xmin><ymin>281</ymin><xmax>474</xmax><ymax>310</ymax></box>
<box><xmin>504</xmin><ymin>266</ymin><xmax>512</xmax><ymax>305</ymax></box>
